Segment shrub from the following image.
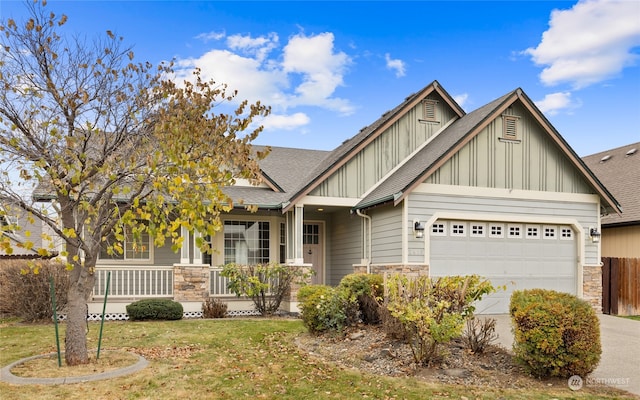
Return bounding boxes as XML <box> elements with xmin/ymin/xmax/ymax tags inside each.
<box><xmin>202</xmin><ymin>297</ymin><xmax>227</xmax><ymax>318</ymax></box>
<box><xmin>510</xmin><ymin>289</ymin><xmax>601</xmax><ymax>378</ymax></box>
<box><xmin>0</xmin><ymin>259</ymin><xmax>70</xmax><ymax>322</ymax></box>
<box><xmin>462</xmin><ymin>316</ymin><xmax>498</xmax><ymax>354</ymax></box>
<box><xmin>338</xmin><ymin>273</ymin><xmax>383</xmax><ymax>324</ymax></box>
<box><xmin>385</xmin><ymin>274</ymin><xmax>496</xmax><ymax>366</ymax></box>
<box><xmin>126</xmin><ymin>299</ymin><xmax>183</xmax><ymax>321</ymax></box>
<box><xmin>221</xmin><ymin>263</ymin><xmax>312</xmax><ymax>316</ymax></box>
<box><xmin>297</xmin><ymin>285</ymin><xmax>356</xmax><ymax>334</ymax></box>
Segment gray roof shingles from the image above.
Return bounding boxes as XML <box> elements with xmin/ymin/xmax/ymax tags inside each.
<box><xmin>582</xmin><ymin>142</ymin><xmax>640</xmax><ymax>226</ymax></box>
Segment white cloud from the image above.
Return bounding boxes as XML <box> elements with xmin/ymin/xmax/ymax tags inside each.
<box><xmin>282</xmin><ymin>32</ymin><xmax>354</xmax><ymax>114</ymax></box>
<box><xmin>173</xmin><ymin>31</ymin><xmax>354</xmax><ymax>116</ymax></box>
<box><xmin>534</xmin><ymin>92</ymin><xmax>580</xmax><ymax>115</ymax></box>
<box><xmin>453</xmin><ymin>93</ymin><xmax>469</xmax><ymax>109</ymax></box>
<box><xmin>525</xmin><ymin>0</ymin><xmax>640</xmax><ymax>88</ymax></box>
<box><xmin>260</xmin><ymin>112</ymin><xmax>310</xmax><ymax>131</ymax></box>
<box><xmin>226</xmin><ymin>33</ymin><xmax>279</xmax><ymax>63</ymax></box>
<box><xmin>195</xmin><ymin>30</ymin><xmax>226</xmax><ymax>42</ymax></box>
<box><xmin>384</xmin><ymin>53</ymin><xmax>406</xmax><ymax>77</ymax></box>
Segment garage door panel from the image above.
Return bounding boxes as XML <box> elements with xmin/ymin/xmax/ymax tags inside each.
<box><xmin>430</xmin><ymin>220</ymin><xmax>576</xmax><ymax>314</ymax></box>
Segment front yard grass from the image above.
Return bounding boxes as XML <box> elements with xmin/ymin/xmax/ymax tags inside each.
<box><xmin>0</xmin><ymin>317</ymin><xmax>634</xmax><ymax>400</ymax></box>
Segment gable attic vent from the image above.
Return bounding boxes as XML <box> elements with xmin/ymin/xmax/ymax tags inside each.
<box><xmin>626</xmin><ymin>148</ymin><xmax>637</xmax><ymax>156</ymax></box>
<box><xmin>600</xmin><ymin>155</ymin><xmax>612</xmax><ymax>163</ymax></box>
<box><xmin>422</xmin><ymin>99</ymin><xmax>438</xmax><ymax>122</ymax></box>
<box><xmin>501</xmin><ymin>114</ymin><xmax>520</xmax><ymax>140</ymax></box>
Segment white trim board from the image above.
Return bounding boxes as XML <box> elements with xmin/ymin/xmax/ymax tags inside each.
<box><xmin>415</xmin><ymin>183</ymin><xmax>600</xmax><ymax>204</ymax></box>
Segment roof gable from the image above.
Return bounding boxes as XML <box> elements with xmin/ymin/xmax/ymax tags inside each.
<box><xmin>283</xmin><ymin>80</ymin><xmax>465</xmax><ymax>212</ymax></box>
<box><xmin>355</xmin><ymin>88</ymin><xmax>621</xmax><ymax>215</ymax></box>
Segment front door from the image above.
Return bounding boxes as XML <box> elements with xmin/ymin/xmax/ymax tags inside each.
<box><xmin>303</xmin><ymin>223</ymin><xmax>324</xmax><ymax>284</ymax></box>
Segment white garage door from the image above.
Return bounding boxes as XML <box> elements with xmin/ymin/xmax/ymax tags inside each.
<box><xmin>429</xmin><ymin>220</ymin><xmax>577</xmax><ymax>314</ymax></box>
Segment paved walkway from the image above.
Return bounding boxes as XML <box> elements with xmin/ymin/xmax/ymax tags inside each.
<box><xmin>487</xmin><ymin>314</ymin><xmax>640</xmax><ymax>397</ymax></box>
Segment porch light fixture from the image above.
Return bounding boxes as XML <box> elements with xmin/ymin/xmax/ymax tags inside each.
<box><xmin>413</xmin><ymin>220</ymin><xmax>425</xmax><ymax>239</ymax></box>
<box><xmin>589</xmin><ymin>227</ymin><xmax>601</xmax><ymax>243</ymax></box>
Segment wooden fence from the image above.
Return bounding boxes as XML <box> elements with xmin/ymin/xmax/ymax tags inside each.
<box><xmin>602</xmin><ymin>257</ymin><xmax>640</xmax><ymax>316</ymax></box>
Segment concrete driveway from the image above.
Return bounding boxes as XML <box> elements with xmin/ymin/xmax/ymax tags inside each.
<box><xmin>487</xmin><ymin>314</ymin><xmax>640</xmax><ymax>397</ymax></box>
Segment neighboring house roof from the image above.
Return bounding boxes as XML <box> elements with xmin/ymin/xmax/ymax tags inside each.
<box><xmin>582</xmin><ymin>142</ymin><xmax>640</xmax><ymax>227</ymax></box>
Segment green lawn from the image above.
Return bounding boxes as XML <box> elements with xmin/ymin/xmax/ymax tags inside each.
<box><xmin>0</xmin><ymin>318</ymin><xmax>634</xmax><ymax>400</ymax></box>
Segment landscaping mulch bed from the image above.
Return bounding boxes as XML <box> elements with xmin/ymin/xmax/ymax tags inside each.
<box><xmin>296</xmin><ymin>324</ymin><xmax>585</xmax><ymax>392</ymax></box>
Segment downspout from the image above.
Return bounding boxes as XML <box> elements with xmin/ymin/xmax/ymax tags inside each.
<box><xmin>355</xmin><ymin>209</ymin><xmax>372</xmax><ymax>274</ymax></box>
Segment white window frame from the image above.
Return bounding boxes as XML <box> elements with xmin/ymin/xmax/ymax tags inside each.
<box><xmin>470</xmin><ymin>223</ymin><xmax>486</xmax><ymax>238</ymax></box>
<box><xmin>560</xmin><ymin>227</ymin><xmax>574</xmax><ymax>240</ymax></box>
<box><xmin>223</xmin><ymin>220</ymin><xmax>270</xmax><ymax>265</ymax></box>
<box><xmin>489</xmin><ymin>223</ymin><xmax>504</xmax><ymax>238</ymax></box>
<box><xmin>543</xmin><ymin>225</ymin><xmax>557</xmax><ymax>240</ymax></box>
<box><xmin>450</xmin><ymin>222</ymin><xmax>466</xmax><ymax>237</ymax></box>
<box><xmin>507</xmin><ymin>224</ymin><xmax>522</xmax><ymax>239</ymax></box>
<box><xmin>98</xmin><ymin>224</ymin><xmax>153</xmax><ymax>263</ymax></box>
<box><xmin>431</xmin><ymin>222</ymin><xmax>447</xmax><ymax>237</ymax></box>
<box><xmin>526</xmin><ymin>225</ymin><xmax>541</xmax><ymax>239</ymax></box>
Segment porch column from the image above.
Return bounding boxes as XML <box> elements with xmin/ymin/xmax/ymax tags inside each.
<box><xmin>293</xmin><ymin>204</ymin><xmax>304</xmax><ymax>264</ymax></box>
<box><xmin>192</xmin><ymin>231</ymin><xmax>202</xmax><ymax>263</ymax></box>
<box><xmin>180</xmin><ymin>226</ymin><xmax>190</xmax><ymax>264</ymax></box>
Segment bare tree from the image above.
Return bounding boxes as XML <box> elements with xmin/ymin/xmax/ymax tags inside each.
<box><xmin>0</xmin><ymin>1</ymin><xmax>270</xmax><ymax>365</ymax></box>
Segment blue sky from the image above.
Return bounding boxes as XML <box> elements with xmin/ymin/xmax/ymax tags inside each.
<box><xmin>2</xmin><ymin>0</ymin><xmax>639</xmax><ymax>156</ymax></box>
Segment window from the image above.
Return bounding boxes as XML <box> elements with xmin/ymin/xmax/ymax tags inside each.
<box><xmin>560</xmin><ymin>227</ymin><xmax>573</xmax><ymax>240</ymax></box>
<box><xmin>303</xmin><ymin>224</ymin><xmax>319</xmax><ymax>245</ymax></box>
<box><xmin>421</xmin><ymin>99</ymin><xmax>438</xmax><ymax>122</ymax></box>
<box><xmin>99</xmin><ymin>224</ymin><xmax>151</xmax><ymax>261</ymax></box>
<box><xmin>543</xmin><ymin>226</ymin><xmax>556</xmax><ymax>240</ymax></box>
<box><xmin>489</xmin><ymin>224</ymin><xmax>504</xmax><ymax>238</ymax></box>
<box><xmin>431</xmin><ymin>222</ymin><xmax>446</xmax><ymax>236</ymax></box>
<box><xmin>526</xmin><ymin>225</ymin><xmax>540</xmax><ymax>239</ymax></box>
<box><xmin>451</xmin><ymin>222</ymin><xmax>466</xmax><ymax>237</ymax></box>
<box><xmin>470</xmin><ymin>223</ymin><xmax>485</xmax><ymax>237</ymax></box>
<box><xmin>508</xmin><ymin>224</ymin><xmax>522</xmax><ymax>238</ymax></box>
<box><xmin>224</xmin><ymin>220</ymin><xmax>270</xmax><ymax>265</ymax></box>
<box><xmin>501</xmin><ymin>115</ymin><xmax>520</xmax><ymax>141</ymax></box>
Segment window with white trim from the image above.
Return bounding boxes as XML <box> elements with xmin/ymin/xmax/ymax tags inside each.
<box><xmin>489</xmin><ymin>224</ymin><xmax>504</xmax><ymax>238</ymax></box>
<box><xmin>526</xmin><ymin>225</ymin><xmax>540</xmax><ymax>239</ymax></box>
<box><xmin>451</xmin><ymin>222</ymin><xmax>466</xmax><ymax>237</ymax></box>
<box><xmin>99</xmin><ymin>223</ymin><xmax>151</xmax><ymax>261</ymax></box>
<box><xmin>543</xmin><ymin>226</ymin><xmax>556</xmax><ymax>240</ymax></box>
<box><xmin>560</xmin><ymin>227</ymin><xmax>573</xmax><ymax>240</ymax></box>
<box><xmin>431</xmin><ymin>222</ymin><xmax>446</xmax><ymax>236</ymax></box>
<box><xmin>508</xmin><ymin>224</ymin><xmax>522</xmax><ymax>238</ymax></box>
<box><xmin>224</xmin><ymin>220</ymin><xmax>270</xmax><ymax>265</ymax></box>
<box><xmin>470</xmin><ymin>223</ymin><xmax>486</xmax><ymax>237</ymax></box>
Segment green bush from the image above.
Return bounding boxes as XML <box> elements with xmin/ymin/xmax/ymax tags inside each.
<box><xmin>385</xmin><ymin>274</ymin><xmax>496</xmax><ymax>366</ymax></box>
<box><xmin>126</xmin><ymin>298</ymin><xmax>183</xmax><ymax>321</ymax></box>
<box><xmin>510</xmin><ymin>289</ymin><xmax>601</xmax><ymax>378</ymax></box>
<box><xmin>297</xmin><ymin>285</ymin><xmax>356</xmax><ymax>334</ymax></box>
<box><xmin>221</xmin><ymin>263</ymin><xmax>312</xmax><ymax>316</ymax></box>
<box><xmin>338</xmin><ymin>273</ymin><xmax>383</xmax><ymax>324</ymax></box>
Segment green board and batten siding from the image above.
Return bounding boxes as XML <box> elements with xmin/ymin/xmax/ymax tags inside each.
<box><xmin>425</xmin><ymin>102</ymin><xmax>593</xmax><ymax>194</ymax></box>
<box><xmin>311</xmin><ymin>94</ymin><xmax>459</xmax><ymax>198</ymax></box>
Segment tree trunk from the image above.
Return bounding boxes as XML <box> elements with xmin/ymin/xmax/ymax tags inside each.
<box><xmin>64</xmin><ymin>261</ymin><xmax>95</xmax><ymax>366</ymax></box>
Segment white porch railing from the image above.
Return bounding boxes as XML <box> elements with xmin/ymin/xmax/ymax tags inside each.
<box><xmin>92</xmin><ymin>266</ymin><xmax>174</xmax><ymax>298</ymax></box>
<box><xmin>209</xmin><ymin>267</ymin><xmax>234</xmax><ymax>297</ymax></box>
